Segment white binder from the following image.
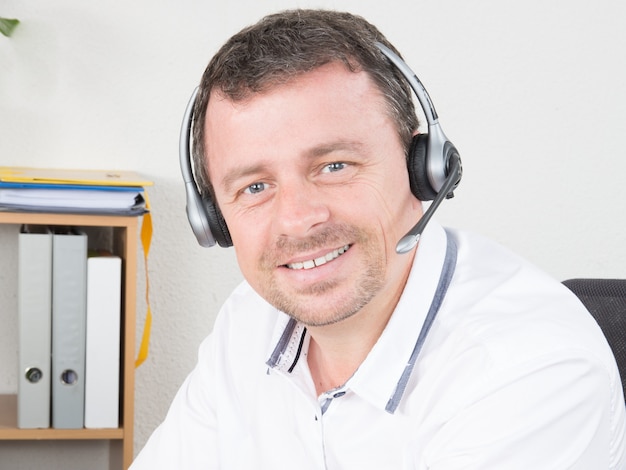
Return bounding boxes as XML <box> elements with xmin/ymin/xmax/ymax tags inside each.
<box><xmin>84</xmin><ymin>254</ymin><xmax>121</xmax><ymax>428</ymax></box>
<box><xmin>17</xmin><ymin>225</ymin><xmax>52</xmax><ymax>429</ymax></box>
<box><xmin>51</xmin><ymin>227</ymin><xmax>88</xmax><ymax>429</ymax></box>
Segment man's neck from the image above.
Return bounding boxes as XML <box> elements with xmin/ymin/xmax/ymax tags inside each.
<box><xmin>307</xmin><ymin>318</ymin><xmax>379</xmax><ymax>395</ymax></box>
<box><xmin>306</xmin><ymin>270</ymin><xmax>410</xmax><ymax>396</ymax></box>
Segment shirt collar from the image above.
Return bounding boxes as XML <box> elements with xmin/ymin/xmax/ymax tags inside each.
<box><xmin>266</xmin><ymin>316</ymin><xmax>305</xmax><ymax>373</ymax></box>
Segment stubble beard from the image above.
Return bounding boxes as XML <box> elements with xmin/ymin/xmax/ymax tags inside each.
<box><xmin>258</xmin><ymin>224</ymin><xmax>385</xmax><ymax>327</ymax></box>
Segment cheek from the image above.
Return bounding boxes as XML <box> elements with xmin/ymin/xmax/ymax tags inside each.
<box><xmin>349</xmin><ymin>174</ymin><xmax>414</xmax><ymax>228</ymax></box>
<box><xmin>233</xmin><ymin>244</ymin><xmax>254</xmax><ymax>277</ymax></box>
<box><xmin>231</xmin><ymin>235</ymin><xmax>267</xmax><ymax>291</ymax></box>
<box><xmin>227</xmin><ymin>218</ymin><xmax>262</xmax><ymax>253</ymax></box>
<box><xmin>226</xmin><ymin>211</ymin><xmax>272</xmax><ymax>272</ymax></box>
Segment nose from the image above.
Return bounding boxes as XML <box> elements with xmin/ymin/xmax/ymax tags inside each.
<box><xmin>273</xmin><ymin>181</ymin><xmax>330</xmax><ymax>239</ymax></box>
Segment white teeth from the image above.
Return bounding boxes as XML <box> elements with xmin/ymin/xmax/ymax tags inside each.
<box><xmin>314</xmin><ymin>255</ymin><xmax>327</xmax><ymax>266</ymax></box>
<box><xmin>287</xmin><ymin>245</ymin><xmax>349</xmax><ymax>270</ymax></box>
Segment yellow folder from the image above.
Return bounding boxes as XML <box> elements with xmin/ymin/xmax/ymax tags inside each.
<box><xmin>0</xmin><ymin>166</ymin><xmax>153</xmax><ymax>187</ymax></box>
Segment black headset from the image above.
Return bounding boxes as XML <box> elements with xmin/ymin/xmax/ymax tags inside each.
<box><xmin>179</xmin><ymin>42</ymin><xmax>462</xmax><ymax>253</ymax></box>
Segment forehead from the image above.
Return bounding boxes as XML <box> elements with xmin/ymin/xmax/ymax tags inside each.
<box><xmin>204</xmin><ymin>61</ymin><xmax>388</xmax><ymax>140</ymax></box>
<box><xmin>202</xmin><ymin>62</ymin><xmax>399</xmax><ymax>189</ymax></box>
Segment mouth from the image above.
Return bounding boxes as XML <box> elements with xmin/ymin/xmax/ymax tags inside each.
<box><xmin>285</xmin><ymin>245</ymin><xmax>350</xmax><ymax>270</ymax></box>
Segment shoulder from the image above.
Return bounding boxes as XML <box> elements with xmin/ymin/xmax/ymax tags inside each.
<box><xmin>436</xmin><ymin>227</ymin><xmax>617</xmax><ymax>381</ymax></box>
<box><xmin>213</xmin><ymin>280</ymin><xmax>279</xmax><ymax>335</ymax></box>
<box><xmin>199</xmin><ymin>280</ymin><xmax>283</xmax><ymax>367</ymax></box>
<box><xmin>419</xmin><ymin>230</ymin><xmax>625</xmax><ymax>446</ymax></box>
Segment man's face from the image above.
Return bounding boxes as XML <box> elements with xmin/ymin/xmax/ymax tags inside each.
<box><xmin>204</xmin><ymin>62</ymin><xmax>422</xmax><ymax>327</ymax></box>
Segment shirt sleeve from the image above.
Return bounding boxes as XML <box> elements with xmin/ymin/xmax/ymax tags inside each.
<box><xmin>130</xmin><ymin>332</ymin><xmax>219</xmax><ymax>470</ymax></box>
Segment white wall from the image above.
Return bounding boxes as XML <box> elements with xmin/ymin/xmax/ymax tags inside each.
<box><xmin>1</xmin><ymin>0</ymin><xmax>624</xmax><ymax>467</ymax></box>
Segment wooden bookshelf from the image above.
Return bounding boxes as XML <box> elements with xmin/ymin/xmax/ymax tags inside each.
<box><xmin>0</xmin><ymin>394</ymin><xmax>124</xmax><ymax>440</ymax></box>
<box><xmin>0</xmin><ymin>211</ymin><xmax>139</xmax><ymax>470</ymax></box>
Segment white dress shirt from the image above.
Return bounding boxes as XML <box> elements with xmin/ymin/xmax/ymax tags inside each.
<box><xmin>131</xmin><ymin>222</ymin><xmax>626</xmax><ymax>469</ymax></box>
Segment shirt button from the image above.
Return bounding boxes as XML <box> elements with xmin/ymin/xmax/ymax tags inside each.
<box><xmin>333</xmin><ymin>391</ymin><xmax>346</xmax><ymax>398</ymax></box>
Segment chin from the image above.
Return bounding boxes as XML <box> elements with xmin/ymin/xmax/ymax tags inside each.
<box><xmin>267</xmin><ymin>283</ymin><xmax>380</xmax><ymax>328</ymax></box>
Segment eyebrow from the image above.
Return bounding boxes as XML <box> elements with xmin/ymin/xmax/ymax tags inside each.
<box><xmin>219</xmin><ymin>140</ymin><xmax>365</xmax><ymax>195</ymax></box>
<box><xmin>303</xmin><ymin>140</ymin><xmax>364</xmax><ymax>158</ymax></box>
<box><xmin>221</xmin><ymin>162</ymin><xmax>270</xmax><ymax>196</ymax></box>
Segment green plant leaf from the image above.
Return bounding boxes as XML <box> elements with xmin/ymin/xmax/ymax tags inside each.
<box><xmin>0</xmin><ymin>17</ymin><xmax>20</xmax><ymax>37</ymax></box>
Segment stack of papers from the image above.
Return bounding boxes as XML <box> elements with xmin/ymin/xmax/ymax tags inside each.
<box><xmin>0</xmin><ymin>167</ymin><xmax>153</xmax><ymax>215</ymax></box>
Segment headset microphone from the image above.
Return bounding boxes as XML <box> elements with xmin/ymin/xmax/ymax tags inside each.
<box><xmin>375</xmin><ymin>43</ymin><xmax>462</xmax><ymax>255</ymax></box>
<box><xmin>396</xmin><ymin>153</ymin><xmax>461</xmax><ymax>254</ymax></box>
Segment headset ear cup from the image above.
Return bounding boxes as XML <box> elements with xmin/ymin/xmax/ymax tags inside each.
<box><xmin>408</xmin><ymin>134</ymin><xmax>437</xmax><ymax>201</ymax></box>
<box><xmin>203</xmin><ymin>197</ymin><xmax>233</xmax><ymax>247</ymax></box>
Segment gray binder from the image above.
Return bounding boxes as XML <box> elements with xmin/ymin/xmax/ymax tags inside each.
<box><xmin>17</xmin><ymin>225</ymin><xmax>52</xmax><ymax>429</ymax></box>
<box><xmin>51</xmin><ymin>227</ymin><xmax>87</xmax><ymax>429</ymax></box>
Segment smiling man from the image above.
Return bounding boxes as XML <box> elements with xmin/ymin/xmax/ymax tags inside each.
<box><xmin>131</xmin><ymin>9</ymin><xmax>626</xmax><ymax>469</ymax></box>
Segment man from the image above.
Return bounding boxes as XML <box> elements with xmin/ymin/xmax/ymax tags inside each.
<box><xmin>132</xmin><ymin>9</ymin><xmax>626</xmax><ymax>469</ymax></box>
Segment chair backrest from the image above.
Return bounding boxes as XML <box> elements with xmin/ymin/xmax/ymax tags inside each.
<box><xmin>563</xmin><ymin>278</ymin><xmax>626</xmax><ymax>404</ymax></box>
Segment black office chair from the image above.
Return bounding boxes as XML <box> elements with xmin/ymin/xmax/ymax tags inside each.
<box><xmin>563</xmin><ymin>279</ymin><xmax>626</xmax><ymax>404</ymax></box>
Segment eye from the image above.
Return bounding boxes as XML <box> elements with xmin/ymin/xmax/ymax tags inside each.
<box><xmin>322</xmin><ymin>162</ymin><xmax>347</xmax><ymax>173</ymax></box>
<box><xmin>243</xmin><ymin>182</ymin><xmax>266</xmax><ymax>195</ymax></box>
